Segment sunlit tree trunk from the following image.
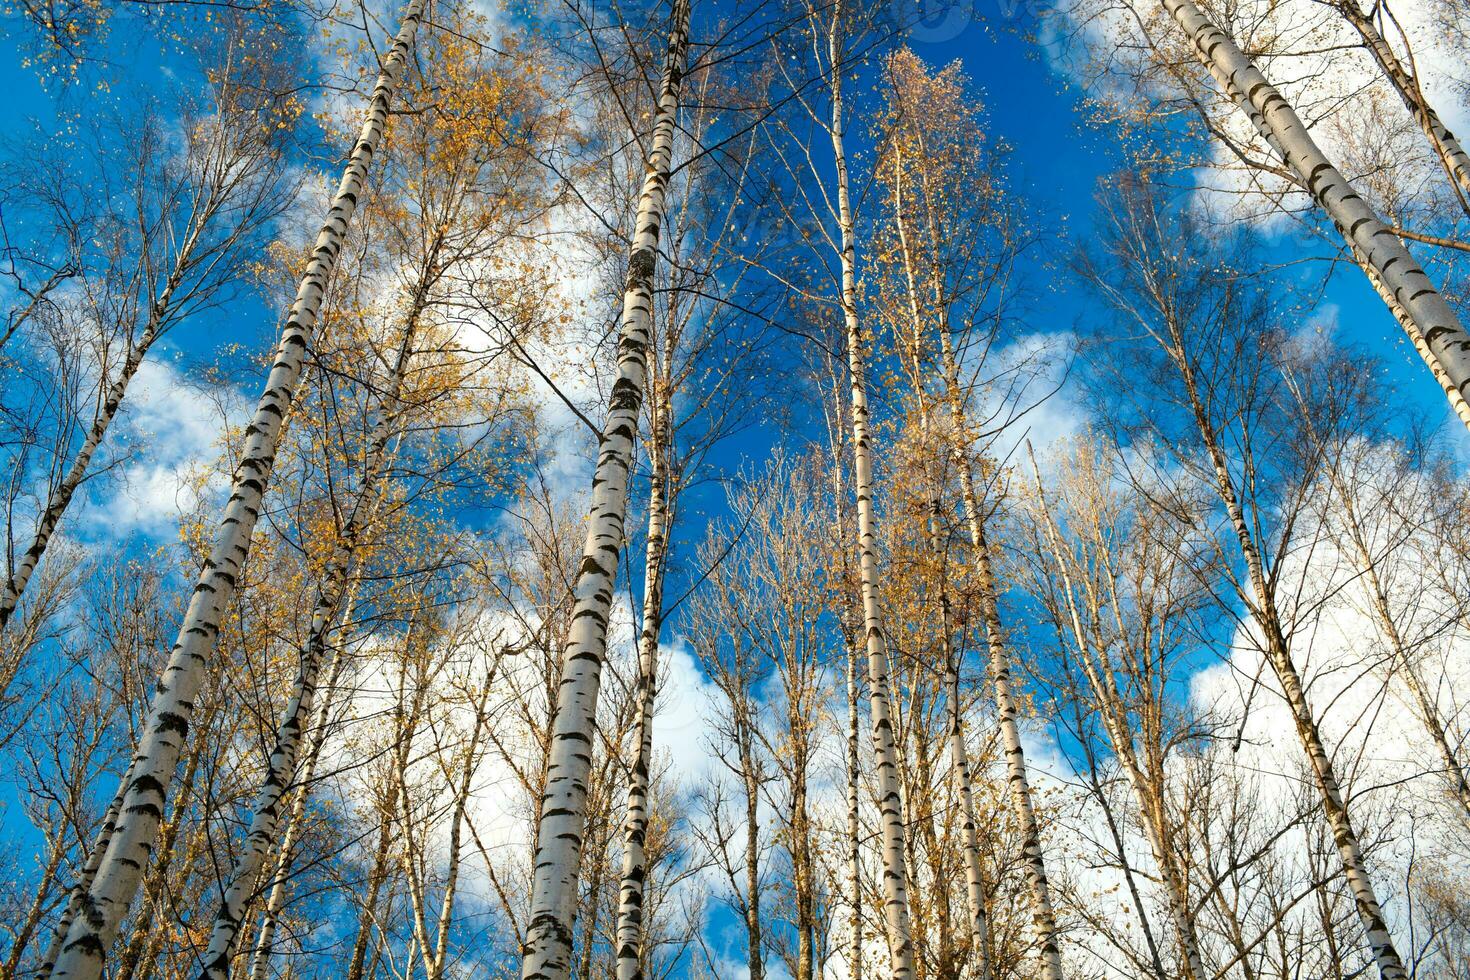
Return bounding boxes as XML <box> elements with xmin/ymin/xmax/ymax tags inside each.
<box><xmin>614</xmin><ymin>381</ymin><xmax>673</xmax><ymax>980</ymax></box>
<box><xmin>1330</xmin><ymin>0</ymin><xmax>1470</xmax><ymax>213</ymax></box>
<box><xmin>1344</xmin><ymin>538</ymin><xmax>1470</xmax><ymax>819</ymax></box>
<box><xmin>1349</xmin><ymin>247</ymin><xmax>1470</xmax><ymax>429</ymax></box>
<box><xmin>1028</xmin><ymin>462</ymin><xmax>1206</xmax><ymax>980</ymax></box>
<box><xmin>196</xmin><ymin>242</ymin><xmax>428</xmax><ymax>980</ymax></box>
<box><xmin>37</xmin><ymin>776</ymin><xmax>129</xmax><ymax>980</ymax></box>
<box><xmin>1163</xmin><ymin>306</ymin><xmax>1409</xmax><ymax>980</ymax></box>
<box><xmin>738</xmin><ymin>682</ymin><xmax>765</xmax><ymax>980</ymax></box>
<box><xmin>244</xmin><ymin>611</ymin><xmax>354</xmax><ymax>980</ymax></box>
<box><xmin>1292</xmin><ymin>397</ymin><xmax>1470</xmax><ymax>822</ymax></box>
<box><xmin>107</xmin><ymin>697</ymin><xmax>222</xmax><ymax>980</ymax></box>
<box><xmin>929</xmin><ymin>280</ymin><xmax>1065</xmax><ymax>980</ymax></box>
<box><xmin>46</xmin><ymin>5</ymin><xmax>426</xmax><ymax>976</ymax></box>
<box><xmin>825</xmin><ymin>6</ymin><xmax>916</xmax><ymax>976</ymax></box>
<box><xmin>846</xmin><ymin>633</ymin><xmax>864</xmax><ymax>980</ymax></box>
<box><xmin>519</xmin><ymin>3</ymin><xmax>690</xmax><ymax>976</ymax></box>
<box><xmin>1162</xmin><ymin>0</ymin><xmax>1470</xmax><ymax>436</ymax></box>
<box><xmin>889</xmin><ymin>148</ymin><xmax>994</xmax><ymax>980</ymax></box>
<box><xmin>0</xmin><ymin>252</ymin><xmax>186</xmax><ymax>632</ymax></box>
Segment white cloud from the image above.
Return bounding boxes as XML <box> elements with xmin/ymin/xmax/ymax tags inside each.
<box><xmin>975</xmin><ymin>329</ymin><xmax>1084</xmax><ymax>467</ymax></box>
<box><xmin>80</xmin><ymin>354</ymin><xmax>244</xmax><ymax>540</ymax></box>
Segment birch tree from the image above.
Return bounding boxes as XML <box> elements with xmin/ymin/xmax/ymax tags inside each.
<box><xmin>1156</xmin><ymin>0</ymin><xmax>1470</xmax><ymax>435</ymax></box>
<box><xmin>1020</xmin><ymin>440</ymin><xmax>1212</xmax><ymax>980</ymax></box>
<box><xmin>46</xmin><ymin>5</ymin><xmax>428</xmax><ymax>976</ymax></box>
<box><xmin>519</xmin><ymin>2</ymin><xmax>692</xmax><ymax>976</ymax></box>
<box><xmin>1084</xmin><ymin>179</ymin><xmax>1410</xmax><ymax>980</ymax></box>
<box><xmin>0</xmin><ymin>21</ymin><xmax>294</xmax><ymax>635</ymax></box>
<box><xmin>871</xmin><ymin>46</ymin><xmax>1063</xmax><ymax>980</ymax></box>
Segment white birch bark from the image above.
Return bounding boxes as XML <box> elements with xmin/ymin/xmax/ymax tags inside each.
<box><xmin>1161</xmin><ymin>0</ymin><xmax>1470</xmax><ymax>435</ymax></box>
<box><xmin>1162</xmin><ymin>309</ymin><xmax>1409</xmax><ymax>980</ymax></box>
<box><xmin>0</xmin><ymin>240</ymin><xmax>195</xmax><ymax>632</ymax></box>
<box><xmin>614</xmin><ymin>385</ymin><xmax>672</xmax><ymax>980</ymax></box>
<box><xmin>0</xmin><ymin>265</ymin><xmax>74</xmax><ymax>354</ymax></box>
<box><xmin>1028</xmin><ymin>462</ymin><xmax>1206</xmax><ymax>980</ymax></box>
<box><xmin>827</xmin><ymin>7</ymin><xmax>915</xmax><ymax>975</ymax></box>
<box><xmin>195</xmin><ymin>313</ymin><xmax>415</xmax><ymax>980</ymax></box>
<box><xmin>37</xmin><ymin>770</ymin><xmax>131</xmax><ymax>980</ymax></box>
<box><xmin>1293</xmin><ymin>402</ymin><xmax>1470</xmax><ymax>821</ymax></box>
<box><xmin>1350</xmin><ymin>245</ymin><xmax>1470</xmax><ymax>429</ymax></box>
<box><xmin>47</xmin><ymin>6</ymin><xmax>425</xmax><ymax>977</ymax></box>
<box><xmin>243</xmin><ymin>615</ymin><xmax>352</xmax><ymax>980</ymax></box>
<box><xmin>1347</xmin><ymin>500</ymin><xmax>1470</xmax><ymax>819</ymax></box>
<box><xmin>1331</xmin><ymin>0</ymin><xmax>1470</xmax><ymax>211</ymax></box>
<box><xmin>519</xmin><ymin>3</ymin><xmax>690</xmax><ymax>976</ymax></box>
<box><xmin>889</xmin><ymin>150</ymin><xmax>995</xmax><ymax>980</ymax></box>
<box><xmin>932</xmin><ymin>305</ymin><xmax>1065</xmax><ymax>980</ymax></box>
<box><xmin>846</xmin><ymin>633</ymin><xmax>864</xmax><ymax>980</ymax></box>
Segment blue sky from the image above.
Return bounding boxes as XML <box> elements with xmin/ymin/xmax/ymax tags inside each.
<box><xmin>1</xmin><ymin>0</ymin><xmax>1465</xmax><ymax>973</ymax></box>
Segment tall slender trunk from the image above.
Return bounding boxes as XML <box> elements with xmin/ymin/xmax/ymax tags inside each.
<box><xmin>196</xmin><ymin>252</ymin><xmax>428</xmax><ymax>980</ymax></box>
<box><xmin>615</xmin><ymin>384</ymin><xmax>673</xmax><ymax>980</ymax></box>
<box><xmin>244</xmin><ymin>622</ymin><xmax>352</xmax><ymax>980</ymax></box>
<box><xmin>890</xmin><ymin>147</ymin><xmax>994</xmax><ymax>980</ymax></box>
<box><xmin>109</xmin><ymin>697</ymin><xmax>220</xmax><ymax>980</ymax></box>
<box><xmin>344</xmin><ymin>777</ymin><xmax>401</xmax><ymax>980</ymax></box>
<box><xmin>792</xmin><ymin>766</ymin><xmax>816</xmax><ymax>980</ymax></box>
<box><xmin>932</xmin><ymin>315</ymin><xmax>1064</xmax><ymax>979</ymax></box>
<box><xmin>4</xmin><ymin>822</ymin><xmax>68</xmax><ymax>980</ymax></box>
<box><xmin>1300</xmin><ymin>416</ymin><xmax>1470</xmax><ymax>821</ymax></box>
<box><xmin>0</xmin><ymin>245</ymin><xmax>190</xmax><ymax>633</ymax></box>
<box><xmin>1348</xmin><ymin>245</ymin><xmax>1470</xmax><ymax>429</ymax></box>
<box><xmin>894</xmin><ymin>121</ymin><xmax>1067</xmax><ymax>976</ymax></box>
<box><xmin>37</xmin><ymin>773</ymin><xmax>130</xmax><ymax>980</ymax></box>
<box><xmin>740</xmin><ymin>709</ymin><xmax>764</xmax><ymax>980</ymax></box>
<box><xmin>418</xmin><ymin>685</ymin><xmax>491</xmax><ymax>980</ymax></box>
<box><xmin>519</xmin><ymin>4</ymin><xmax>689</xmax><ymax>976</ymax></box>
<box><xmin>1331</xmin><ymin>0</ymin><xmax>1470</xmax><ymax>213</ymax></box>
<box><xmin>47</xmin><ymin>6</ymin><xmax>425</xmax><ymax>976</ymax></box>
<box><xmin>1161</xmin><ymin>0</ymin><xmax>1470</xmax><ymax>435</ymax></box>
<box><xmin>0</xmin><ymin>264</ymin><xmax>74</xmax><ymax>354</ymax></box>
<box><xmin>1356</xmin><ymin>546</ymin><xmax>1470</xmax><ymax>817</ymax></box>
<box><xmin>1029</xmin><ymin>467</ymin><xmax>1205</xmax><ymax>980</ymax></box>
<box><xmin>1165</xmin><ymin>315</ymin><xmax>1408</xmax><ymax>980</ymax></box>
<box><xmin>827</xmin><ymin>7</ymin><xmax>915</xmax><ymax>976</ymax></box>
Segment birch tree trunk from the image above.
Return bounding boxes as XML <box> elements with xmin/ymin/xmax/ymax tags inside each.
<box><xmin>195</xmin><ymin>246</ymin><xmax>427</xmax><ymax>980</ymax></box>
<box><xmin>738</xmin><ymin>689</ymin><xmax>765</xmax><ymax>980</ymax></box>
<box><xmin>933</xmin><ymin>322</ymin><xmax>1065</xmax><ymax>980</ymax></box>
<box><xmin>47</xmin><ymin>5</ymin><xmax>425</xmax><ymax>976</ymax></box>
<box><xmin>244</xmin><ymin>618</ymin><xmax>353</xmax><ymax>980</ymax></box>
<box><xmin>0</xmin><ymin>264</ymin><xmax>74</xmax><ymax>354</ymax></box>
<box><xmin>344</xmin><ymin>773</ymin><xmax>401</xmax><ymax>980</ymax></box>
<box><xmin>1347</xmin><ymin>503</ymin><xmax>1470</xmax><ymax>819</ymax></box>
<box><xmin>1331</xmin><ymin>0</ymin><xmax>1470</xmax><ymax>212</ymax></box>
<box><xmin>519</xmin><ymin>3</ymin><xmax>689</xmax><ymax>976</ymax></box>
<box><xmin>1164</xmin><ymin>314</ymin><xmax>1409</xmax><ymax>980</ymax></box>
<box><xmin>846</xmin><ymin>632</ymin><xmax>864</xmax><ymax>980</ymax></box>
<box><xmin>827</xmin><ymin>8</ymin><xmax>915</xmax><ymax>976</ymax></box>
<box><xmin>1292</xmin><ymin>400</ymin><xmax>1470</xmax><ymax>821</ymax></box>
<box><xmin>413</xmin><ymin>682</ymin><xmax>493</xmax><ymax>980</ymax></box>
<box><xmin>37</xmin><ymin>775</ymin><xmax>130</xmax><ymax>980</ymax></box>
<box><xmin>1349</xmin><ymin>245</ymin><xmax>1470</xmax><ymax>429</ymax></box>
<box><xmin>0</xmin><ymin>245</ymin><xmax>190</xmax><ymax>632</ymax></box>
<box><xmin>1161</xmin><ymin>0</ymin><xmax>1470</xmax><ymax>435</ymax></box>
<box><xmin>889</xmin><ymin>150</ymin><xmax>995</xmax><ymax>980</ymax></box>
<box><xmin>614</xmin><ymin>384</ymin><xmax>673</xmax><ymax>980</ymax></box>
<box><xmin>1028</xmin><ymin>463</ymin><xmax>1206</xmax><ymax>980</ymax></box>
